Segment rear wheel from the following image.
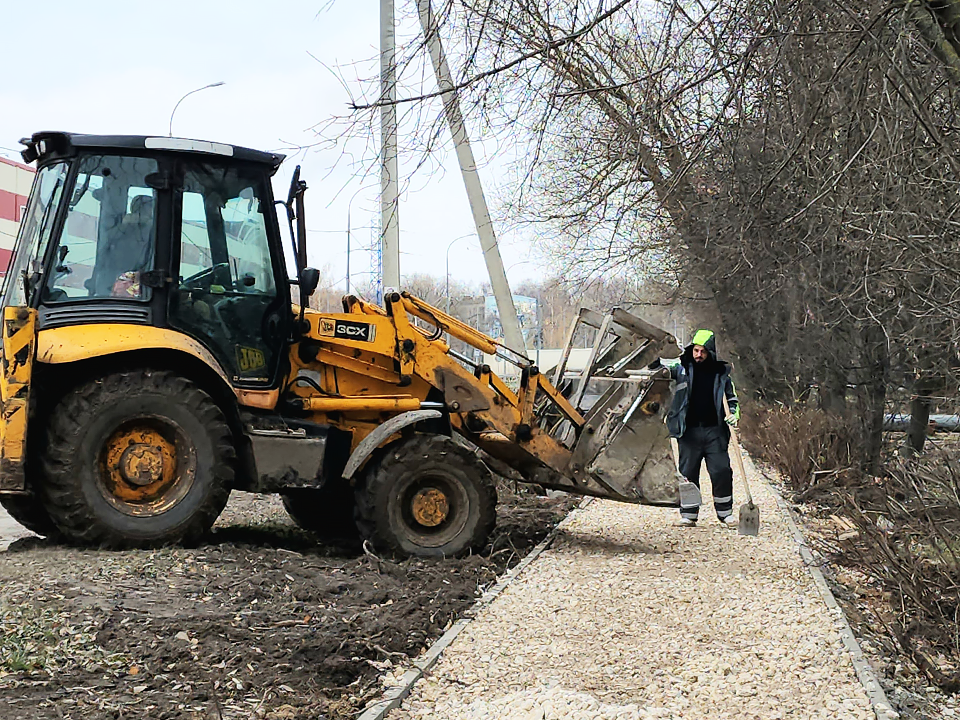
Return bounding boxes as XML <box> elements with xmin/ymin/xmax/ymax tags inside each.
<box><xmin>39</xmin><ymin>370</ymin><xmax>234</xmax><ymax>548</ymax></box>
<box><xmin>281</xmin><ymin>482</ymin><xmax>359</xmax><ymax>539</ymax></box>
<box><xmin>0</xmin><ymin>493</ymin><xmax>58</xmax><ymax>537</ymax></box>
<box><xmin>355</xmin><ymin>435</ymin><xmax>497</xmax><ymax>557</ymax></box>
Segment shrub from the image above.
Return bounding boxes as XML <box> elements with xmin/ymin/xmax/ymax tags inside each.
<box><xmin>739</xmin><ymin>402</ymin><xmax>859</xmax><ymax>495</ymax></box>
<box><xmin>838</xmin><ymin>450</ymin><xmax>960</xmax><ymax>693</ymax></box>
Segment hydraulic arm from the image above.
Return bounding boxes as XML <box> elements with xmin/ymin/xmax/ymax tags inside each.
<box><xmin>291</xmin><ymin>290</ymin><xmax>683</xmax><ymax>506</ymax></box>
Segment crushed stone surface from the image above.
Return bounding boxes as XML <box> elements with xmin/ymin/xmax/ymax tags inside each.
<box><xmin>385</xmin><ymin>458</ymin><xmax>876</xmax><ymax>720</ymax></box>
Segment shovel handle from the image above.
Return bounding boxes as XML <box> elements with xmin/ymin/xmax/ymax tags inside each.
<box><xmin>722</xmin><ymin>395</ymin><xmax>754</xmax><ymax>505</ymax></box>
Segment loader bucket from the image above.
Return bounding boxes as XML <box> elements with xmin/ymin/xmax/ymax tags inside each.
<box><xmin>538</xmin><ymin>308</ymin><xmax>683</xmax><ymax>506</ymax></box>
<box><xmin>572</xmin><ymin>375</ymin><xmax>682</xmax><ymax>505</ymax></box>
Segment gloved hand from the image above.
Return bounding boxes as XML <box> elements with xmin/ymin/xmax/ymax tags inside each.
<box><xmin>725</xmin><ymin>415</ymin><xmax>739</xmax><ymax>430</ymax></box>
<box><xmin>647</xmin><ymin>358</ymin><xmax>669</xmax><ymax>379</ymax></box>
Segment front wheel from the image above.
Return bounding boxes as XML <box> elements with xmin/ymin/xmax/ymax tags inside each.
<box><xmin>355</xmin><ymin>435</ymin><xmax>497</xmax><ymax>557</ymax></box>
<box><xmin>39</xmin><ymin>370</ymin><xmax>234</xmax><ymax>548</ymax></box>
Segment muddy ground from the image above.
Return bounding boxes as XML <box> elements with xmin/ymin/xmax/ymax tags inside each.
<box><xmin>0</xmin><ymin>487</ymin><xmax>578</xmax><ymax>720</ymax></box>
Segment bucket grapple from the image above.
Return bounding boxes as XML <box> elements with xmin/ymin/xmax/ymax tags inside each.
<box><xmin>403</xmin><ymin>301</ymin><xmax>684</xmax><ymax>506</ymax></box>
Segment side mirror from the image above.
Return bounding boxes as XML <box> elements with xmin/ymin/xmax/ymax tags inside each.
<box><xmin>299</xmin><ymin>267</ymin><xmax>320</xmax><ymax>298</ymax></box>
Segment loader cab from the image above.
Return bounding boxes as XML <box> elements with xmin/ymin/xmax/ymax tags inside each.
<box><xmin>9</xmin><ymin>132</ymin><xmax>293</xmax><ymax>387</ymax></box>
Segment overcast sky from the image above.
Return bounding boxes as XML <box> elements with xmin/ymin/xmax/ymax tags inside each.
<box><xmin>0</xmin><ymin>0</ymin><xmax>541</xmax><ymax>294</ymax></box>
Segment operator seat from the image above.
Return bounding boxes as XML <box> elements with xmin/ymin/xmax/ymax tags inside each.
<box><xmin>88</xmin><ymin>195</ymin><xmax>155</xmax><ymax>298</ymax></box>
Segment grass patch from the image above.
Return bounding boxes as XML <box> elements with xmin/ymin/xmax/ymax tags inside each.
<box><xmin>0</xmin><ymin>603</ymin><xmax>127</xmax><ymax>678</ymax></box>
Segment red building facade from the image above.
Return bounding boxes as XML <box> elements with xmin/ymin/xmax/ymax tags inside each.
<box><xmin>0</xmin><ymin>155</ymin><xmax>36</xmax><ymax>275</ymax></box>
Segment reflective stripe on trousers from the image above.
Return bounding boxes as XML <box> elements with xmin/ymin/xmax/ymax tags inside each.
<box><xmin>676</xmin><ymin>425</ymin><xmax>734</xmax><ymax>520</ymax></box>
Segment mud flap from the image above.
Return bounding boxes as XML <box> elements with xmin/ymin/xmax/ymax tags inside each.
<box><xmin>0</xmin><ymin>307</ymin><xmax>37</xmax><ymax>491</ymax></box>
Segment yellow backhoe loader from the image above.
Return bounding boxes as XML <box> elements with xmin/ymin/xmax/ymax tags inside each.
<box><xmin>0</xmin><ymin>131</ymin><xmax>681</xmax><ymax>556</ymax></box>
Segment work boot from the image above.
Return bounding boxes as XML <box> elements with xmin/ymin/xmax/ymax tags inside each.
<box><xmin>719</xmin><ymin>515</ymin><xmax>737</xmax><ymax>528</ymax></box>
<box><xmin>678</xmin><ymin>518</ymin><xmax>697</xmax><ymax>527</ymax></box>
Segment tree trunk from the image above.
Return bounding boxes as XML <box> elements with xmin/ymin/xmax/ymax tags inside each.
<box><xmin>906</xmin><ymin>395</ymin><xmax>932</xmax><ymax>455</ymax></box>
<box><xmin>818</xmin><ymin>371</ymin><xmax>848</xmax><ymax>414</ymax></box>
<box><xmin>858</xmin><ymin>326</ymin><xmax>890</xmax><ymax>475</ymax></box>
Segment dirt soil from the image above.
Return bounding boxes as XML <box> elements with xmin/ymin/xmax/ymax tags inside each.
<box><xmin>0</xmin><ymin>486</ymin><xmax>578</xmax><ymax>720</ymax></box>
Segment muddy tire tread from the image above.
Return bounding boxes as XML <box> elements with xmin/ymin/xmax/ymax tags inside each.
<box><xmin>354</xmin><ymin>434</ymin><xmax>497</xmax><ymax>557</ymax></box>
<box><xmin>39</xmin><ymin>370</ymin><xmax>234</xmax><ymax>548</ymax></box>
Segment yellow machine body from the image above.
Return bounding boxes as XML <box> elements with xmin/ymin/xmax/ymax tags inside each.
<box><xmin>0</xmin><ymin>307</ymin><xmax>38</xmax><ymax>490</ymax></box>
<box><xmin>1</xmin><ymin>291</ymin><xmax>681</xmax><ymax>503</ymax></box>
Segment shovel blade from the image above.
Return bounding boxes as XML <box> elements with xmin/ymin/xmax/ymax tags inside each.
<box><xmin>738</xmin><ymin>500</ymin><xmax>760</xmax><ymax>536</ymax></box>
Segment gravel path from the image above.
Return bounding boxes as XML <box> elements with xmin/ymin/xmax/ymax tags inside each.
<box><xmin>384</xmin><ymin>458</ymin><xmax>878</xmax><ymax>720</ymax></box>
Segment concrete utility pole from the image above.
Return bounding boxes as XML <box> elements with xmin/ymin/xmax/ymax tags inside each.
<box><xmin>416</xmin><ymin>0</ymin><xmax>528</xmax><ymax>355</ymax></box>
<box><xmin>380</xmin><ymin>0</ymin><xmax>401</xmax><ymax>290</ymax></box>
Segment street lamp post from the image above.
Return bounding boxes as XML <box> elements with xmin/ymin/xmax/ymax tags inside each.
<box><xmin>505</xmin><ymin>259</ymin><xmax>538</xmax><ymax>363</ymax></box>
<box><xmin>168</xmin><ymin>82</ymin><xmax>225</xmax><ymax>136</ymax></box>
<box><xmin>346</xmin><ymin>209</ymin><xmax>351</xmax><ymax>295</ymax></box>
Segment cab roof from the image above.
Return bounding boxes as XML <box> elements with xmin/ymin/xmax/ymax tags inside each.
<box><xmin>20</xmin><ymin>131</ymin><xmax>285</xmax><ymax>173</ymax></box>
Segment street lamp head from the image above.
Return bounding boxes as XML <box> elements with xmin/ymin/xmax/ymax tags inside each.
<box><xmin>506</xmin><ymin>258</ymin><xmax>534</xmax><ymax>274</ymax></box>
<box><xmin>169</xmin><ymin>82</ymin><xmax>227</xmax><ymax>136</ymax></box>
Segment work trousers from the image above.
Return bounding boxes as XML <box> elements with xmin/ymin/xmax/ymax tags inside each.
<box><xmin>677</xmin><ymin>425</ymin><xmax>734</xmax><ymax>521</ymax></box>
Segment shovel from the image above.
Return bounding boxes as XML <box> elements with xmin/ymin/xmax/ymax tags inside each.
<box><xmin>669</xmin><ymin>437</ymin><xmax>702</xmax><ymax>514</ymax></box>
<box><xmin>722</xmin><ymin>395</ymin><xmax>759</xmax><ymax>536</ymax></box>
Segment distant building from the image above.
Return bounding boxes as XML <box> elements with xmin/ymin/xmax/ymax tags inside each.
<box><xmin>452</xmin><ymin>295</ymin><xmax>486</xmax><ymax>329</ymax></box>
<box><xmin>482</xmin><ymin>294</ymin><xmax>540</xmax><ymax>346</ymax></box>
<box><xmin>0</xmin><ymin>155</ymin><xmax>36</xmax><ymax>276</ymax></box>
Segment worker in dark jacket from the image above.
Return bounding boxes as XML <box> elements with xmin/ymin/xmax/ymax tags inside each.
<box><xmin>665</xmin><ymin>329</ymin><xmax>740</xmax><ymax>527</ymax></box>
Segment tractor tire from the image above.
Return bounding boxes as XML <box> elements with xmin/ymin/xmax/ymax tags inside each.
<box><xmin>0</xmin><ymin>493</ymin><xmax>58</xmax><ymax>538</ymax></box>
<box><xmin>39</xmin><ymin>370</ymin><xmax>234</xmax><ymax>548</ymax></box>
<box><xmin>354</xmin><ymin>434</ymin><xmax>497</xmax><ymax>557</ymax></box>
<box><xmin>281</xmin><ymin>482</ymin><xmax>359</xmax><ymax>539</ymax></box>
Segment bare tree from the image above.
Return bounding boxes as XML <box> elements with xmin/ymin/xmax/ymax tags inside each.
<box><xmin>434</xmin><ymin>0</ymin><xmax>960</xmax><ymax>468</ymax></box>
<box><xmin>329</xmin><ymin>0</ymin><xmax>960</xmax><ymax>469</ymax></box>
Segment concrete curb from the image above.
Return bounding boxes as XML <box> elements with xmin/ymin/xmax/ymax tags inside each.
<box><xmin>357</xmin><ymin>496</ymin><xmax>594</xmax><ymax>720</ymax></box>
<box><xmin>749</xmin><ymin>457</ymin><xmax>899</xmax><ymax>720</ymax></box>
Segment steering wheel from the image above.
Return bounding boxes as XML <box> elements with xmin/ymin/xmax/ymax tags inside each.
<box><xmin>181</xmin><ymin>262</ymin><xmax>230</xmax><ymax>289</ymax></box>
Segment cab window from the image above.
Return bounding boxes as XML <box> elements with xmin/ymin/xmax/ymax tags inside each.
<box><xmin>169</xmin><ymin>163</ymin><xmax>282</xmax><ymax>385</ymax></box>
<box><xmin>44</xmin><ymin>155</ymin><xmax>158</xmax><ymax>302</ymax></box>
<box><xmin>3</xmin><ymin>162</ymin><xmax>68</xmax><ymax>307</ymax></box>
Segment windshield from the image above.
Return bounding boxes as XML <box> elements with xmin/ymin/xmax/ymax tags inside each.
<box><xmin>1</xmin><ymin>162</ymin><xmax>68</xmax><ymax>307</ymax></box>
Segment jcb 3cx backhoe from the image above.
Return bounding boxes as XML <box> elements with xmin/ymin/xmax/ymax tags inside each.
<box><xmin>0</xmin><ymin>132</ymin><xmax>682</xmax><ymax>556</ymax></box>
